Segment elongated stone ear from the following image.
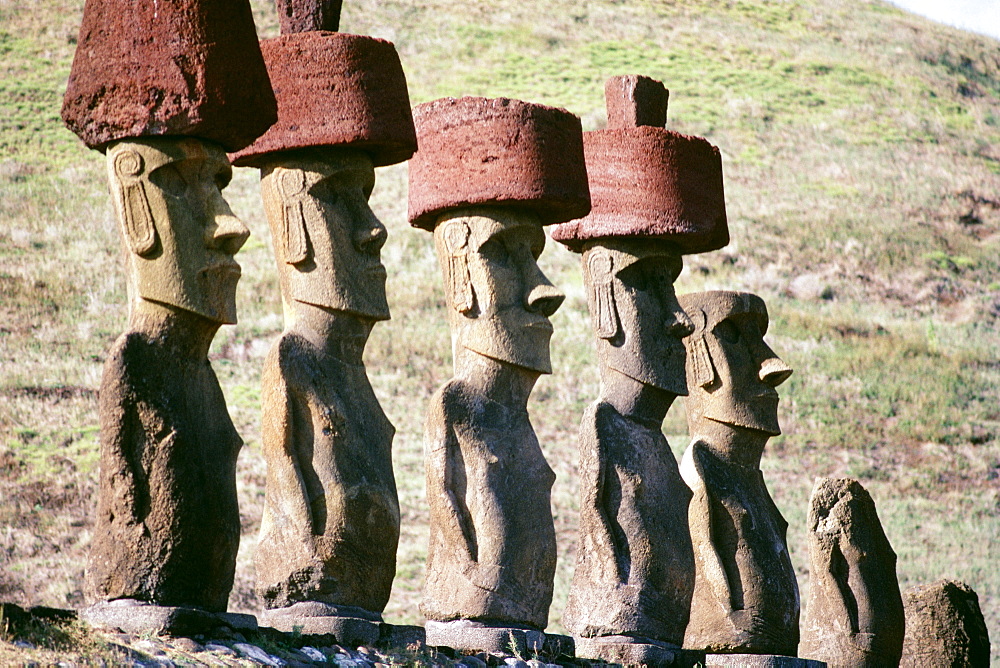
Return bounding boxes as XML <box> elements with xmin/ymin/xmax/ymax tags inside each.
<box><xmin>442</xmin><ymin>220</ymin><xmax>474</xmax><ymax>315</ymax></box>
<box><xmin>688</xmin><ymin>308</ymin><xmax>717</xmax><ymax>389</ymax></box>
<box><xmin>587</xmin><ymin>250</ymin><xmax>618</xmax><ymax>340</ymax></box>
<box><xmin>276</xmin><ymin>169</ymin><xmax>310</xmax><ymax>265</ymax></box>
<box><xmin>113</xmin><ymin>149</ymin><xmax>157</xmax><ymax>257</ymax></box>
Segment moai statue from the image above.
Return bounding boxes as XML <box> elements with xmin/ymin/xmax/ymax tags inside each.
<box><xmin>60</xmin><ymin>0</ymin><xmax>276</xmax><ymax>635</ymax></box>
<box><xmin>901</xmin><ymin>580</ymin><xmax>991</xmax><ymax>667</ymax></box>
<box><xmin>550</xmin><ymin>75</ymin><xmax>729</xmax><ymax>667</ymax></box>
<box><xmin>678</xmin><ymin>291</ymin><xmax>800</xmax><ymax>658</ymax></box>
<box><xmin>799</xmin><ymin>477</ymin><xmax>904</xmax><ymax>667</ymax></box>
<box><xmin>407</xmin><ymin>96</ymin><xmax>591</xmax><ymax>655</ymax></box>
<box><xmin>229</xmin><ymin>5</ymin><xmax>417</xmax><ymax>643</ymax></box>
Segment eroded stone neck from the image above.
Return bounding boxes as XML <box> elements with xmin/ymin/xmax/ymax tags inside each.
<box><xmin>454</xmin><ymin>347</ymin><xmax>539</xmax><ymax>410</ymax></box>
<box><xmin>127</xmin><ymin>299</ymin><xmax>221</xmax><ymax>360</ymax></box>
<box><xmin>599</xmin><ymin>365</ymin><xmax>675</xmax><ymax>428</ymax></box>
<box><xmin>687</xmin><ymin>416</ymin><xmax>770</xmax><ymax>468</ymax></box>
<box><xmin>285</xmin><ymin>300</ymin><xmax>374</xmax><ymax>366</ymax></box>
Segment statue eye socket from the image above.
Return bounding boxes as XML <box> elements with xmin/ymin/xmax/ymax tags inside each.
<box><xmin>149</xmin><ymin>164</ymin><xmax>187</xmax><ymax>198</ymax></box>
<box><xmin>215</xmin><ymin>168</ymin><xmax>232</xmax><ymax>190</ymax></box>
<box><xmin>310</xmin><ymin>180</ymin><xmax>340</xmax><ymax>206</ymax></box>
<box><xmin>715</xmin><ymin>319</ymin><xmax>740</xmax><ymax>344</ymax></box>
<box><xmin>480</xmin><ymin>238</ymin><xmax>511</xmax><ymax>267</ymax></box>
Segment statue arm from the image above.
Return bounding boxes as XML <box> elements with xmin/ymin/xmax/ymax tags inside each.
<box><xmin>815</xmin><ymin>538</ymin><xmax>860</xmax><ymax>634</ymax></box>
<box><xmin>98</xmin><ymin>349</ymin><xmax>140</xmax><ymax>525</ymax></box>
<box><xmin>681</xmin><ymin>443</ymin><xmax>734</xmax><ymax>612</ymax></box>
<box><xmin>261</xmin><ymin>351</ymin><xmax>314</xmax><ymax>535</ymax></box>
<box><xmin>425</xmin><ymin>391</ymin><xmax>477</xmax><ymax>568</ymax></box>
<box><xmin>581</xmin><ymin>404</ymin><xmax>627</xmax><ymax>583</ymax></box>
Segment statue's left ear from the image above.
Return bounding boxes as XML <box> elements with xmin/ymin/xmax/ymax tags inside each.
<box><xmin>687</xmin><ymin>309</ymin><xmax>717</xmax><ymax>389</ymax></box>
<box><xmin>112</xmin><ymin>149</ymin><xmax>158</xmax><ymax>257</ymax></box>
<box><xmin>275</xmin><ymin>169</ymin><xmax>311</xmax><ymax>265</ymax></box>
<box><xmin>587</xmin><ymin>250</ymin><xmax>619</xmax><ymax>340</ymax></box>
<box><xmin>442</xmin><ymin>220</ymin><xmax>475</xmax><ymax>315</ymax></box>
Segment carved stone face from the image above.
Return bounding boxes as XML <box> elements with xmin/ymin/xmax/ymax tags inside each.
<box><xmin>582</xmin><ymin>238</ymin><xmax>693</xmax><ymax>395</ymax></box>
<box><xmin>107</xmin><ymin>137</ymin><xmax>250</xmax><ymax>325</ymax></box>
<box><xmin>681</xmin><ymin>292</ymin><xmax>793</xmax><ymax>436</ymax></box>
<box><xmin>260</xmin><ymin>148</ymin><xmax>389</xmax><ymax>321</ymax></box>
<box><xmin>434</xmin><ymin>207</ymin><xmax>564</xmax><ymax>374</ymax></box>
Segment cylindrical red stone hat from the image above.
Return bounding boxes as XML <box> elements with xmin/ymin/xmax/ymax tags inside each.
<box><xmin>551</xmin><ymin>75</ymin><xmax>728</xmax><ymax>254</ymax></box>
<box><xmin>61</xmin><ymin>0</ymin><xmax>277</xmax><ymax>152</ymax></box>
<box><xmin>407</xmin><ymin>96</ymin><xmax>591</xmax><ymax>230</ymax></box>
<box><xmin>231</xmin><ymin>31</ymin><xmax>417</xmax><ymax>168</ymax></box>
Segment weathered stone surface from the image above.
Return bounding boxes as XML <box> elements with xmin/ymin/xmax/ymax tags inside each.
<box><xmin>62</xmin><ymin>0</ymin><xmax>276</xmax><ymax>151</ymax></box>
<box><xmin>419</xmin><ymin>207</ymin><xmax>564</xmax><ymax>635</ymax></box>
<box><xmin>562</xmin><ymin>239</ymin><xmax>695</xmax><ymax>646</ymax></box>
<box><xmin>231</xmin><ymin>32</ymin><xmax>416</xmax><ymax>168</ymax></box>
<box><xmin>381</xmin><ymin>623</ymin><xmax>428</xmax><ymax>649</ymax></box>
<box><xmin>574</xmin><ymin>635</ymin><xmax>705</xmax><ymax>666</ymax></box>
<box><xmin>88</xmin><ymin>138</ymin><xmax>249</xmax><ymax>612</ymax></box>
<box><xmin>407</xmin><ymin>97</ymin><xmax>591</xmax><ymax>230</ymax></box>
<box><xmin>605</xmin><ymin>74</ymin><xmax>669</xmax><ymax>130</ymax></box>
<box><xmin>551</xmin><ymin>75</ymin><xmax>727</xmax><ymax>253</ymax></box>
<box><xmin>901</xmin><ymin>579</ymin><xmax>990</xmax><ymax>667</ymax></box>
<box><xmin>705</xmin><ymin>654</ymin><xmax>827</xmax><ymax>667</ymax></box>
<box><xmin>261</xmin><ymin>603</ymin><xmax>381</xmax><ymax>645</ymax></box>
<box><xmin>276</xmin><ymin>0</ymin><xmax>343</xmax><ymax>33</ymax></box>
<box><xmin>425</xmin><ymin>620</ymin><xmax>545</xmax><ymax>656</ymax></box>
<box><xmin>799</xmin><ymin>477</ymin><xmax>904</xmax><ymax>667</ymax></box>
<box><xmin>253</xmin><ymin>149</ymin><xmax>398</xmax><ymax>617</ymax></box>
<box><xmin>82</xmin><ymin>599</ymin><xmax>257</xmax><ymax>636</ymax></box>
<box><xmin>678</xmin><ymin>291</ymin><xmax>798</xmax><ymax>656</ymax></box>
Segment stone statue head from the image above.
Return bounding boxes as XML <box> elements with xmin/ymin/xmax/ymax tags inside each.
<box><xmin>434</xmin><ymin>206</ymin><xmax>565</xmax><ymax>374</ymax></box>
<box><xmin>581</xmin><ymin>238</ymin><xmax>694</xmax><ymax>396</ymax></box>
<box><xmin>678</xmin><ymin>291</ymin><xmax>792</xmax><ymax>436</ymax></box>
<box><xmin>259</xmin><ymin>147</ymin><xmax>390</xmax><ymax>322</ymax></box>
<box><xmin>107</xmin><ymin>136</ymin><xmax>250</xmax><ymax>325</ymax></box>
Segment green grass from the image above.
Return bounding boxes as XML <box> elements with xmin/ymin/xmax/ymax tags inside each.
<box><xmin>2</xmin><ymin>0</ymin><xmax>1000</xmax><ymax>662</ymax></box>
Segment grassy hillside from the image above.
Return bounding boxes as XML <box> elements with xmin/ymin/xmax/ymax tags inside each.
<box><xmin>2</xmin><ymin>0</ymin><xmax>1000</xmax><ymax>660</ymax></box>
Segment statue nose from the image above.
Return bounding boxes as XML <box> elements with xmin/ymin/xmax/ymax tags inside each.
<box><xmin>759</xmin><ymin>356</ymin><xmax>793</xmax><ymax>387</ymax></box>
<box><xmin>353</xmin><ymin>207</ymin><xmax>387</xmax><ymax>254</ymax></box>
<box><xmin>208</xmin><ymin>212</ymin><xmax>250</xmax><ymax>255</ymax></box>
<box><xmin>526</xmin><ymin>283</ymin><xmax>565</xmax><ymax>317</ymax></box>
<box><xmin>667</xmin><ymin>307</ymin><xmax>695</xmax><ymax>338</ymax></box>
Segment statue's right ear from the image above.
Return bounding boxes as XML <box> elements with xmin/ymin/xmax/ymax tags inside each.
<box><xmin>275</xmin><ymin>169</ymin><xmax>311</xmax><ymax>265</ymax></box>
<box><xmin>687</xmin><ymin>308</ymin><xmax>717</xmax><ymax>389</ymax></box>
<box><xmin>442</xmin><ymin>220</ymin><xmax>475</xmax><ymax>315</ymax></box>
<box><xmin>587</xmin><ymin>250</ymin><xmax>619</xmax><ymax>340</ymax></box>
<box><xmin>112</xmin><ymin>149</ymin><xmax>157</xmax><ymax>257</ymax></box>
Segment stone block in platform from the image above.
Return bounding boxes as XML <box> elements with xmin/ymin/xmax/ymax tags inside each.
<box><xmin>575</xmin><ymin>635</ymin><xmax>705</xmax><ymax>666</ymax></box>
<box><xmin>705</xmin><ymin>654</ymin><xmax>826</xmax><ymax>667</ymax></box>
<box><xmin>260</xmin><ymin>602</ymin><xmax>381</xmax><ymax>646</ymax></box>
<box><xmin>82</xmin><ymin>599</ymin><xmax>257</xmax><ymax>636</ymax></box>
<box><xmin>426</xmin><ymin>620</ymin><xmax>545</xmax><ymax>656</ymax></box>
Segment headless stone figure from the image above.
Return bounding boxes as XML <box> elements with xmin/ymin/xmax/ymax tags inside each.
<box><xmin>561</xmin><ymin>240</ymin><xmax>695</xmax><ymax>648</ymax></box>
<box><xmin>799</xmin><ymin>477</ymin><xmax>904</xmax><ymax>667</ymax></box>
<box><xmin>229</xmin><ymin>16</ymin><xmax>417</xmax><ymax>640</ymax></box>
<box><xmin>421</xmin><ymin>208</ymin><xmax>564</xmax><ymax>634</ymax></box>
<box><xmin>407</xmin><ymin>95</ymin><xmax>590</xmax><ymax>655</ymax></box>
<box><xmin>253</xmin><ymin>149</ymin><xmax>398</xmax><ymax>638</ymax></box>
<box><xmin>88</xmin><ymin>137</ymin><xmax>250</xmax><ymax>617</ymax></box>
<box><xmin>678</xmin><ymin>291</ymin><xmax>798</xmax><ymax>657</ymax></box>
<box><xmin>901</xmin><ymin>580</ymin><xmax>991</xmax><ymax>667</ymax></box>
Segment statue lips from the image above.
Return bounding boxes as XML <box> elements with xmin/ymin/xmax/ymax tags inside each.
<box><xmin>365</xmin><ymin>263</ymin><xmax>388</xmax><ymax>280</ymax></box>
<box><xmin>525</xmin><ymin>317</ymin><xmax>553</xmax><ymax>333</ymax></box>
<box><xmin>202</xmin><ymin>259</ymin><xmax>242</xmax><ymax>282</ymax></box>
